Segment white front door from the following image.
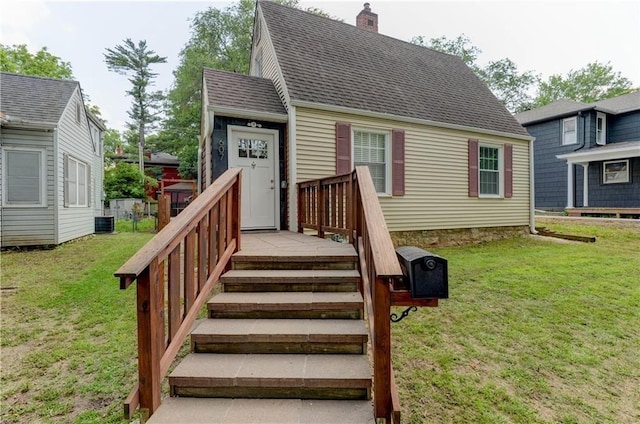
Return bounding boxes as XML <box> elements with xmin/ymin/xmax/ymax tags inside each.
<box><xmin>228</xmin><ymin>127</ymin><xmax>278</xmax><ymax>229</ymax></box>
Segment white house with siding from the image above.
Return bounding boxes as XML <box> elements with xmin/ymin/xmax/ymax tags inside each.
<box><xmin>200</xmin><ymin>2</ymin><xmax>534</xmax><ymax>240</ymax></box>
<box><xmin>0</xmin><ymin>72</ymin><xmax>105</xmax><ymax>247</ymax></box>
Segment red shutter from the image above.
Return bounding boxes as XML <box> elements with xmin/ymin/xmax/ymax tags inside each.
<box><xmin>335</xmin><ymin>122</ymin><xmax>351</xmax><ymax>174</ymax></box>
<box><xmin>392</xmin><ymin>129</ymin><xmax>405</xmax><ymax>196</ymax></box>
<box><xmin>468</xmin><ymin>139</ymin><xmax>479</xmax><ymax>197</ymax></box>
<box><xmin>504</xmin><ymin>144</ymin><xmax>513</xmax><ymax>198</ymax></box>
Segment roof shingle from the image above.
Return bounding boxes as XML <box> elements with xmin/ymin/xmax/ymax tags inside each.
<box><xmin>258</xmin><ymin>1</ymin><xmax>528</xmax><ymax>137</ymax></box>
<box><xmin>0</xmin><ymin>72</ymin><xmax>79</xmax><ymax>124</ymax></box>
<box><xmin>203</xmin><ymin>68</ymin><xmax>287</xmax><ymax>116</ymax></box>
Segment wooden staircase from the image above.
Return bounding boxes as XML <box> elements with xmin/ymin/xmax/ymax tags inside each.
<box><xmin>147</xmin><ymin>232</ymin><xmax>375</xmax><ymax>423</ymax></box>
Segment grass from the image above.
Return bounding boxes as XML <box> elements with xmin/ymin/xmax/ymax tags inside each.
<box><xmin>1</xmin><ymin>233</ymin><xmax>153</xmax><ymax>423</ymax></box>
<box><xmin>392</xmin><ymin>218</ymin><xmax>640</xmax><ymax>423</ymax></box>
<box><xmin>1</xmin><ymin>219</ymin><xmax>638</xmax><ymax>423</ymax></box>
<box><xmin>114</xmin><ymin>217</ymin><xmax>157</xmax><ymax>233</ymax></box>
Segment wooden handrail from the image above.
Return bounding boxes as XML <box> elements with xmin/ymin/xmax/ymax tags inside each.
<box><xmin>298</xmin><ymin>166</ymin><xmax>404</xmax><ymax>422</ymax></box>
<box><xmin>115</xmin><ymin>168</ymin><xmax>242</xmax><ymax>420</ymax></box>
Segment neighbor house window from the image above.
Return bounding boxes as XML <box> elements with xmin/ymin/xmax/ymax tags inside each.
<box><xmin>596</xmin><ymin>112</ymin><xmax>606</xmax><ymax>145</ymax></box>
<box><xmin>1</xmin><ymin>147</ymin><xmax>47</xmax><ymax>207</ymax></box>
<box><xmin>562</xmin><ymin>117</ymin><xmax>577</xmax><ymax>145</ymax></box>
<box><xmin>479</xmin><ymin>145</ymin><xmax>502</xmax><ymax>196</ymax></box>
<box><xmin>353</xmin><ymin>129</ymin><xmax>389</xmax><ymax>194</ymax></box>
<box><xmin>66</xmin><ymin>156</ymin><xmax>89</xmax><ymax>206</ymax></box>
<box><xmin>603</xmin><ymin>160</ymin><xmax>629</xmax><ymax>184</ymax></box>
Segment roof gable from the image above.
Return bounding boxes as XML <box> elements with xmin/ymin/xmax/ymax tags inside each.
<box><xmin>593</xmin><ymin>91</ymin><xmax>640</xmax><ymax>114</ymax></box>
<box><xmin>0</xmin><ymin>72</ymin><xmax>79</xmax><ymax>125</ymax></box>
<box><xmin>258</xmin><ymin>1</ymin><xmax>527</xmax><ymax>137</ymax></box>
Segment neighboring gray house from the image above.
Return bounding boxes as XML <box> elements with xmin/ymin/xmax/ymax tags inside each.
<box><xmin>0</xmin><ymin>72</ymin><xmax>105</xmax><ymax>247</ymax></box>
<box><xmin>515</xmin><ymin>92</ymin><xmax>640</xmax><ymax>213</ymax></box>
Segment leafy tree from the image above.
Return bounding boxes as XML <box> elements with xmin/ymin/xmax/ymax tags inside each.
<box><xmin>163</xmin><ymin>0</ymin><xmax>333</xmax><ymax>179</ymax></box>
<box><xmin>410</xmin><ymin>34</ymin><xmax>480</xmax><ymax>70</ymax></box>
<box><xmin>529</xmin><ymin>61</ymin><xmax>635</xmax><ymax>109</ymax></box>
<box><xmin>410</xmin><ymin>34</ymin><xmax>539</xmax><ymax>112</ymax></box>
<box><xmin>0</xmin><ymin>44</ymin><xmax>74</xmax><ymax>79</ymax></box>
<box><xmin>104</xmin><ymin>162</ymin><xmax>157</xmax><ymax>201</ymax></box>
<box><xmin>104</xmin><ymin>39</ymin><xmax>167</xmax><ymax>175</ymax></box>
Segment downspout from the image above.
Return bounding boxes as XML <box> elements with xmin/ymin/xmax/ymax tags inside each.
<box><xmin>288</xmin><ymin>105</ymin><xmax>297</xmax><ymax>231</ymax></box>
<box><xmin>53</xmin><ymin>128</ymin><xmax>60</xmax><ymax>244</ymax></box>
<box><xmin>529</xmin><ymin>136</ymin><xmax>537</xmax><ymax>234</ymax></box>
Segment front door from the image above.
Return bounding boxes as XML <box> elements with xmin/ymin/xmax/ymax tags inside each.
<box><xmin>228</xmin><ymin>127</ymin><xmax>278</xmax><ymax>229</ymax></box>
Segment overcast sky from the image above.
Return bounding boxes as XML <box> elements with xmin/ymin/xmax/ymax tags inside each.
<box><xmin>1</xmin><ymin>0</ymin><xmax>638</xmax><ymax>133</ymax></box>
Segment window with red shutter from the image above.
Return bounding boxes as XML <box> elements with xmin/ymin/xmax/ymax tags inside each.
<box><xmin>392</xmin><ymin>129</ymin><xmax>405</xmax><ymax>196</ymax></box>
<box><xmin>468</xmin><ymin>139</ymin><xmax>479</xmax><ymax>197</ymax></box>
<box><xmin>504</xmin><ymin>144</ymin><xmax>513</xmax><ymax>198</ymax></box>
<box><xmin>335</xmin><ymin>122</ymin><xmax>351</xmax><ymax>174</ymax></box>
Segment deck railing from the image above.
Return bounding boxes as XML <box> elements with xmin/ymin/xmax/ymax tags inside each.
<box><xmin>114</xmin><ymin>168</ymin><xmax>242</xmax><ymax>420</ymax></box>
<box><xmin>298</xmin><ymin>166</ymin><xmax>405</xmax><ymax>423</ymax></box>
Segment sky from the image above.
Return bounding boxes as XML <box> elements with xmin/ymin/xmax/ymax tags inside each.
<box><xmin>1</xmin><ymin>0</ymin><xmax>639</xmax><ymax>133</ymax></box>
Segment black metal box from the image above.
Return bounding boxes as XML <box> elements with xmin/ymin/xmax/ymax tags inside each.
<box><xmin>95</xmin><ymin>216</ymin><xmax>115</xmax><ymax>234</ymax></box>
<box><xmin>396</xmin><ymin>246</ymin><xmax>448</xmax><ymax>299</ymax></box>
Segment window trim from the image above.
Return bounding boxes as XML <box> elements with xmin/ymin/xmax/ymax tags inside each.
<box><xmin>1</xmin><ymin>146</ymin><xmax>48</xmax><ymax>207</ymax></box>
<box><xmin>595</xmin><ymin>112</ymin><xmax>606</xmax><ymax>146</ymax></box>
<box><xmin>562</xmin><ymin>117</ymin><xmax>577</xmax><ymax>145</ymax></box>
<box><xmin>478</xmin><ymin>143</ymin><xmax>504</xmax><ymax>198</ymax></box>
<box><xmin>352</xmin><ymin>127</ymin><xmax>391</xmax><ymax>195</ymax></box>
<box><xmin>66</xmin><ymin>155</ymin><xmax>89</xmax><ymax>207</ymax></box>
<box><xmin>602</xmin><ymin>159</ymin><xmax>630</xmax><ymax>184</ymax></box>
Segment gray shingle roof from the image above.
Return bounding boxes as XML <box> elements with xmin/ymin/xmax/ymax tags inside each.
<box><xmin>258</xmin><ymin>1</ymin><xmax>528</xmax><ymax>137</ymax></box>
<box><xmin>514</xmin><ymin>99</ymin><xmax>591</xmax><ymax>125</ymax></box>
<box><xmin>593</xmin><ymin>91</ymin><xmax>640</xmax><ymax>114</ymax></box>
<box><xmin>515</xmin><ymin>91</ymin><xmax>640</xmax><ymax>126</ymax></box>
<box><xmin>203</xmin><ymin>68</ymin><xmax>287</xmax><ymax>116</ymax></box>
<box><xmin>0</xmin><ymin>72</ymin><xmax>79</xmax><ymax>125</ymax></box>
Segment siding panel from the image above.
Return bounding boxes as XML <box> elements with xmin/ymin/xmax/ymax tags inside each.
<box><xmin>56</xmin><ymin>88</ymin><xmax>96</xmax><ymax>244</ymax></box>
<box><xmin>0</xmin><ymin>128</ymin><xmax>56</xmax><ymax>246</ymax></box>
<box><xmin>295</xmin><ymin>107</ymin><xmax>531</xmax><ymax>231</ymax></box>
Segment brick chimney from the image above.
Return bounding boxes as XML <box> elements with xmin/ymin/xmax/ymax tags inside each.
<box><xmin>356</xmin><ymin>2</ymin><xmax>378</xmax><ymax>33</ymax></box>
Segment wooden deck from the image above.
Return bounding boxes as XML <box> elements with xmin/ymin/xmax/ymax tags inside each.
<box><xmin>565</xmin><ymin>207</ymin><xmax>640</xmax><ymax>218</ymax></box>
<box><xmin>237</xmin><ymin>231</ymin><xmax>356</xmax><ymax>258</ymax></box>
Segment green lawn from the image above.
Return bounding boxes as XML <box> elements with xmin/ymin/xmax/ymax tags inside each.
<box><xmin>1</xmin><ymin>219</ymin><xmax>638</xmax><ymax>423</ymax></box>
<box><xmin>393</xmin><ymin>218</ymin><xmax>640</xmax><ymax>423</ymax></box>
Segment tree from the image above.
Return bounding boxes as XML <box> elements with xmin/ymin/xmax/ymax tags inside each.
<box><xmin>1</xmin><ymin>44</ymin><xmax>73</xmax><ymax>79</ymax></box>
<box><xmin>529</xmin><ymin>61</ymin><xmax>635</xmax><ymax>109</ymax></box>
<box><xmin>104</xmin><ymin>39</ymin><xmax>167</xmax><ymax>175</ymax></box>
<box><xmin>163</xmin><ymin>0</ymin><xmax>334</xmax><ymax>179</ymax></box>
<box><xmin>410</xmin><ymin>34</ymin><xmax>539</xmax><ymax>112</ymax></box>
<box><xmin>103</xmin><ymin>162</ymin><xmax>157</xmax><ymax>201</ymax></box>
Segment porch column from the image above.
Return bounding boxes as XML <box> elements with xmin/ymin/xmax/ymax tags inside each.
<box><xmin>581</xmin><ymin>162</ymin><xmax>589</xmax><ymax>207</ymax></box>
<box><xmin>566</xmin><ymin>162</ymin><xmax>574</xmax><ymax>208</ymax></box>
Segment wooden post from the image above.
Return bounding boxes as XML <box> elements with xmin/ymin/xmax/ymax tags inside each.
<box><xmin>158</xmin><ymin>194</ymin><xmax>170</xmax><ymax>231</ymax></box>
<box><xmin>136</xmin><ymin>259</ymin><xmax>163</xmax><ymax>416</ymax></box>
<box><xmin>297</xmin><ymin>185</ymin><xmax>304</xmax><ymax>233</ymax></box>
<box><xmin>373</xmin><ymin>275</ymin><xmax>392</xmax><ymax>422</ymax></box>
<box><xmin>317</xmin><ymin>181</ymin><xmax>325</xmax><ymax>238</ymax></box>
<box><xmin>232</xmin><ymin>172</ymin><xmax>241</xmax><ymax>251</ymax></box>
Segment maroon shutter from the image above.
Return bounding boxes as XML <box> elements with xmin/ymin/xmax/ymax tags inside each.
<box><xmin>504</xmin><ymin>144</ymin><xmax>513</xmax><ymax>198</ymax></box>
<box><xmin>392</xmin><ymin>129</ymin><xmax>405</xmax><ymax>196</ymax></box>
<box><xmin>335</xmin><ymin>122</ymin><xmax>351</xmax><ymax>174</ymax></box>
<box><xmin>468</xmin><ymin>139</ymin><xmax>479</xmax><ymax>197</ymax></box>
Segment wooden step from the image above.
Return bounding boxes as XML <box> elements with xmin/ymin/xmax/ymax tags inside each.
<box><xmin>169</xmin><ymin>353</ymin><xmax>372</xmax><ymax>400</ymax></box>
<box><xmin>221</xmin><ymin>269</ymin><xmax>360</xmax><ymax>292</ymax></box>
<box><xmin>231</xmin><ymin>254</ymin><xmax>358</xmax><ymax>270</ymax></box>
<box><xmin>208</xmin><ymin>292</ymin><xmax>364</xmax><ymax>319</ymax></box>
<box><xmin>147</xmin><ymin>398</ymin><xmax>375</xmax><ymax>423</ymax></box>
<box><xmin>191</xmin><ymin>319</ymin><xmax>368</xmax><ymax>354</ymax></box>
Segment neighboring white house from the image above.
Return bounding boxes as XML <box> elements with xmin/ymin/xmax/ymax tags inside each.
<box><xmin>0</xmin><ymin>72</ymin><xmax>106</xmax><ymax>247</ymax></box>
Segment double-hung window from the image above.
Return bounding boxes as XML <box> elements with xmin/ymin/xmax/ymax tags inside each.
<box><xmin>562</xmin><ymin>117</ymin><xmax>577</xmax><ymax>145</ymax></box>
<box><xmin>353</xmin><ymin>129</ymin><xmax>389</xmax><ymax>194</ymax></box>
<box><xmin>596</xmin><ymin>112</ymin><xmax>606</xmax><ymax>145</ymax></box>
<box><xmin>2</xmin><ymin>147</ymin><xmax>47</xmax><ymax>207</ymax></box>
<box><xmin>66</xmin><ymin>156</ymin><xmax>88</xmax><ymax>207</ymax></box>
<box><xmin>479</xmin><ymin>145</ymin><xmax>502</xmax><ymax>196</ymax></box>
<box><xmin>603</xmin><ymin>160</ymin><xmax>629</xmax><ymax>184</ymax></box>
